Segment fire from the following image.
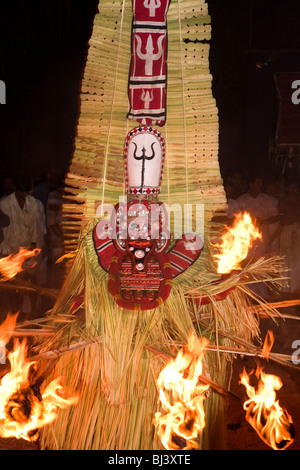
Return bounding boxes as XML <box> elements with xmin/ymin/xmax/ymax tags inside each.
<box><xmin>214</xmin><ymin>212</ymin><xmax>262</xmax><ymax>274</ymax></box>
<box><xmin>0</xmin><ymin>247</ymin><xmax>41</xmax><ymax>280</ymax></box>
<box><xmin>153</xmin><ymin>333</ymin><xmax>210</xmax><ymax>450</ymax></box>
<box><xmin>0</xmin><ymin>312</ymin><xmax>18</xmax><ymax>346</ymax></box>
<box><xmin>0</xmin><ymin>339</ymin><xmax>79</xmax><ymax>442</ymax></box>
<box><xmin>240</xmin><ymin>331</ymin><xmax>295</xmax><ymax>450</ymax></box>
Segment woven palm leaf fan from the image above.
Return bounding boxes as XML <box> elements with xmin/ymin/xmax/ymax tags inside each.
<box><xmin>35</xmin><ymin>0</ymin><xmax>285</xmax><ymax>450</ymax></box>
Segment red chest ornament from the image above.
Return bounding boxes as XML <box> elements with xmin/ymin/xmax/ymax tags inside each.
<box><xmin>93</xmin><ymin>127</ymin><xmax>203</xmax><ymax>310</ymax></box>
<box><xmin>107</xmin><ymin>199</ymin><xmax>172</xmax><ymax>309</ymax></box>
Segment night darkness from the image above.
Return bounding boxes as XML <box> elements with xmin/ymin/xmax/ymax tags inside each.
<box><xmin>0</xmin><ymin>0</ymin><xmax>99</xmax><ymax>182</ymax></box>
<box><xmin>0</xmin><ymin>0</ymin><xmax>300</xmax><ymax>185</ymax></box>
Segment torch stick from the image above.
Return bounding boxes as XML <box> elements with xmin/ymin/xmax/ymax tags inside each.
<box><xmin>251</xmin><ymin>298</ymin><xmax>300</xmax><ymax>310</ymax></box>
<box><xmin>2</xmin><ymin>329</ymin><xmax>297</xmax><ymax>404</ymax></box>
<box><xmin>27</xmin><ymin>338</ymin><xmax>104</xmax><ymax>390</ymax></box>
<box><xmin>4</xmin><ymin>336</ymin><xmax>241</xmax><ymax>403</ymax></box>
<box><xmin>0</xmin><ymin>329</ymin><xmax>55</xmax><ymax>337</ymax></box>
<box><xmin>0</xmin><ymin>280</ymin><xmax>59</xmax><ymax>299</ymax></box>
<box><xmin>29</xmin><ymin>338</ymin><xmax>103</xmax><ymax>363</ymax></box>
<box><xmin>203</xmin><ymin>344</ymin><xmax>298</xmax><ymax>364</ymax></box>
<box><xmin>197</xmin><ymin>319</ymin><xmax>300</xmax><ymax>370</ymax></box>
<box><xmin>248</xmin><ymin>298</ymin><xmax>300</xmax><ymax>319</ymax></box>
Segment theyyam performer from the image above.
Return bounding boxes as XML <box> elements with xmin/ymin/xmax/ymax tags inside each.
<box><xmin>33</xmin><ymin>0</ymin><xmax>285</xmax><ymax>450</ymax></box>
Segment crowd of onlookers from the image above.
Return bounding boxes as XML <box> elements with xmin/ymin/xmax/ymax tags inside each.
<box><xmin>220</xmin><ymin>169</ymin><xmax>300</xmax><ymax>297</ymax></box>
<box><xmin>0</xmin><ymin>169</ymin><xmax>65</xmax><ymax>319</ymax></box>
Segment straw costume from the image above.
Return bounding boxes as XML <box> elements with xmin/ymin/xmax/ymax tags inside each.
<box><xmin>35</xmin><ymin>0</ymin><xmax>285</xmax><ymax>450</ymax></box>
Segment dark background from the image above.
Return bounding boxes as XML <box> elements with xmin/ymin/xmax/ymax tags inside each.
<box><xmin>208</xmin><ymin>0</ymin><xmax>300</xmax><ymax>178</ymax></box>
<box><xmin>0</xmin><ymin>0</ymin><xmax>300</xmax><ymax>185</ymax></box>
<box><xmin>0</xmin><ymin>0</ymin><xmax>99</xmax><ymax>183</ymax></box>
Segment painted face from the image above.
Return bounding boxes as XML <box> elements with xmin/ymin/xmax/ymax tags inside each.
<box><xmin>113</xmin><ymin>200</ymin><xmax>168</xmax><ymax>251</ymax></box>
<box><xmin>127</xmin><ymin>207</ymin><xmax>151</xmax><ymax>241</ymax></box>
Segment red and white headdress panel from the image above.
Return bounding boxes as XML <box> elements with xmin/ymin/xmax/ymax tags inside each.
<box><xmin>127</xmin><ymin>0</ymin><xmax>171</xmax><ymax>126</ymax></box>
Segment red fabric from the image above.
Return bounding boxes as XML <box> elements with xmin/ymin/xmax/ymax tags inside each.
<box><xmin>128</xmin><ymin>0</ymin><xmax>171</xmax><ymax>126</ymax></box>
<box><xmin>107</xmin><ymin>250</ymin><xmax>172</xmax><ymax>311</ymax></box>
<box><xmin>93</xmin><ymin>220</ymin><xmax>117</xmax><ymax>272</ymax></box>
<box><xmin>71</xmin><ymin>290</ymin><xmax>85</xmax><ymax>314</ymax></box>
<box><xmin>168</xmin><ymin>234</ymin><xmax>203</xmax><ymax>278</ymax></box>
<box><xmin>93</xmin><ymin>219</ymin><xmax>204</xmax><ymax>311</ymax></box>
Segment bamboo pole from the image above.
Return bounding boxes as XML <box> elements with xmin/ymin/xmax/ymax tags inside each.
<box><xmin>0</xmin><ymin>329</ymin><xmax>55</xmax><ymax>337</ymax></box>
<box><xmin>0</xmin><ymin>281</ymin><xmax>59</xmax><ymax>299</ymax></box>
<box><xmin>197</xmin><ymin>319</ymin><xmax>300</xmax><ymax>370</ymax></box>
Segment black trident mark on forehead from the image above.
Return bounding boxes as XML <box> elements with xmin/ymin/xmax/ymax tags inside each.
<box><xmin>132</xmin><ymin>141</ymin><xmax>156</xmax><ymax>189</ymax></box>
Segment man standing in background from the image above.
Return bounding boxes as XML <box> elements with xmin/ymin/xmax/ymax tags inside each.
<box><xmin>0</xmin><ymin>174</ymin><xmax>43</xmax><ymax>318</ymax></box>
<box><xmin>0</xmin><ymin>174</ymin><xmax>39</xmax><ymax>256</ymax></box>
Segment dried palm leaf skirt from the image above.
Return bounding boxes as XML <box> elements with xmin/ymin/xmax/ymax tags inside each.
<box><xmin>36</xmin><ymin>0</ymin><xmax>274</xmax><ymax>450</ymax></box>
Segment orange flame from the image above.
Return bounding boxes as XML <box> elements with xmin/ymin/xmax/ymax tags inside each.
<box><xmin>261</xmin><ymin>330</ymin><xmax>275</xmax><ymax>360</ymax></box>
<box><xmin>240</xmin><ymin>331</ymin><xmax>294</xmax><ymax>450</ymax></box>
<box><xmin>0</xmin><ymin>248</ymin><xmax>41</xmax><ymax>281</ymax></box>
<box><xmin>214</xmin><ymin>212</ymin><xmax>262</xmax><ymax>274</ymax></box>
<box><xmin>0</xmin><ymin>339</ymin><xmax>79</xmax><ymax>441</ymax></box>
<box><xmin>0</xmin><ymin>312</ymin><xmax>19</xmax><ymax>346</ymax></box>
<box><xmin>153</xmin><ymin>333</ymin><xmax>210</xmax><ymax>450</ymax></box>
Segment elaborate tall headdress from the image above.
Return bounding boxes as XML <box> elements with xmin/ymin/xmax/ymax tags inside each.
<box><xmin>91</xmin><ymin>0</ymin><xmax>203</xmax><ymax>310</ymax></box>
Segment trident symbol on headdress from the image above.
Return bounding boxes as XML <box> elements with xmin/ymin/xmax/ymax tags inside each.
<box><xmin>133</xmin><ymin>142</ymin><xmax>156</xmax><ymax>188</ymax></box>
<box><xmin>136</xmin><ymin>34</ymin><xmax>164</xmax><ymax>76</ymax></box>
<box><xmin>141</xmin><ymin>89</ymin><xmax>154</xmax><ymax>109</ymax></box>
<box><xmin>144</xmin><ymin>0</ymin><xmax>161</xmax><ymax>17</ymax></box>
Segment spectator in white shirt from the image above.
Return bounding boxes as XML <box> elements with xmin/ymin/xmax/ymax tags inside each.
<box><xmin>0</xmin><ymin>174</ymin><xmax>40</xmax><ymax>256</ymax></box>
<box><xmin>0</xmin><ymin>174</ymin><xmax>45</xmax><ymax>317</ymax></box>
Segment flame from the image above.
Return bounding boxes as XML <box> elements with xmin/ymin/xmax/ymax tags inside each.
<box><xmin>0</xmin><ymin>339</ymin><xmax>79</xmax><ymax>441</ymax></box>
<box><xmin>261</xmin><ymin>329</ymin><xmax>274</xmax><ymax>359</ymax></box>
<box><xmin>214</xmin><ymin>212</ymin><xmax>262</xmax><ymax>274</ymax></box>
<box><xmin>0</xmin><ymin>312</ymin><xmax>19</xmax><ymax>346</ymax></box>
<box><xmin>240</xmin><ymin>331</ymin><xmax>295</xmax><ymax>450</ymax></box>
<box><xmin>55</xmin><ymin>251</ymin><xmax>76</xmax><ymax>264</ymax></box>
<box><xmin>0</xmin><ymin>247</ymin><xmax>41</xmax><ymax>280</ymax></box>
<box><xmin>153</xmin><ymin>333</ymin><xmax>210</xmax><ymax>450</ymax></box>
